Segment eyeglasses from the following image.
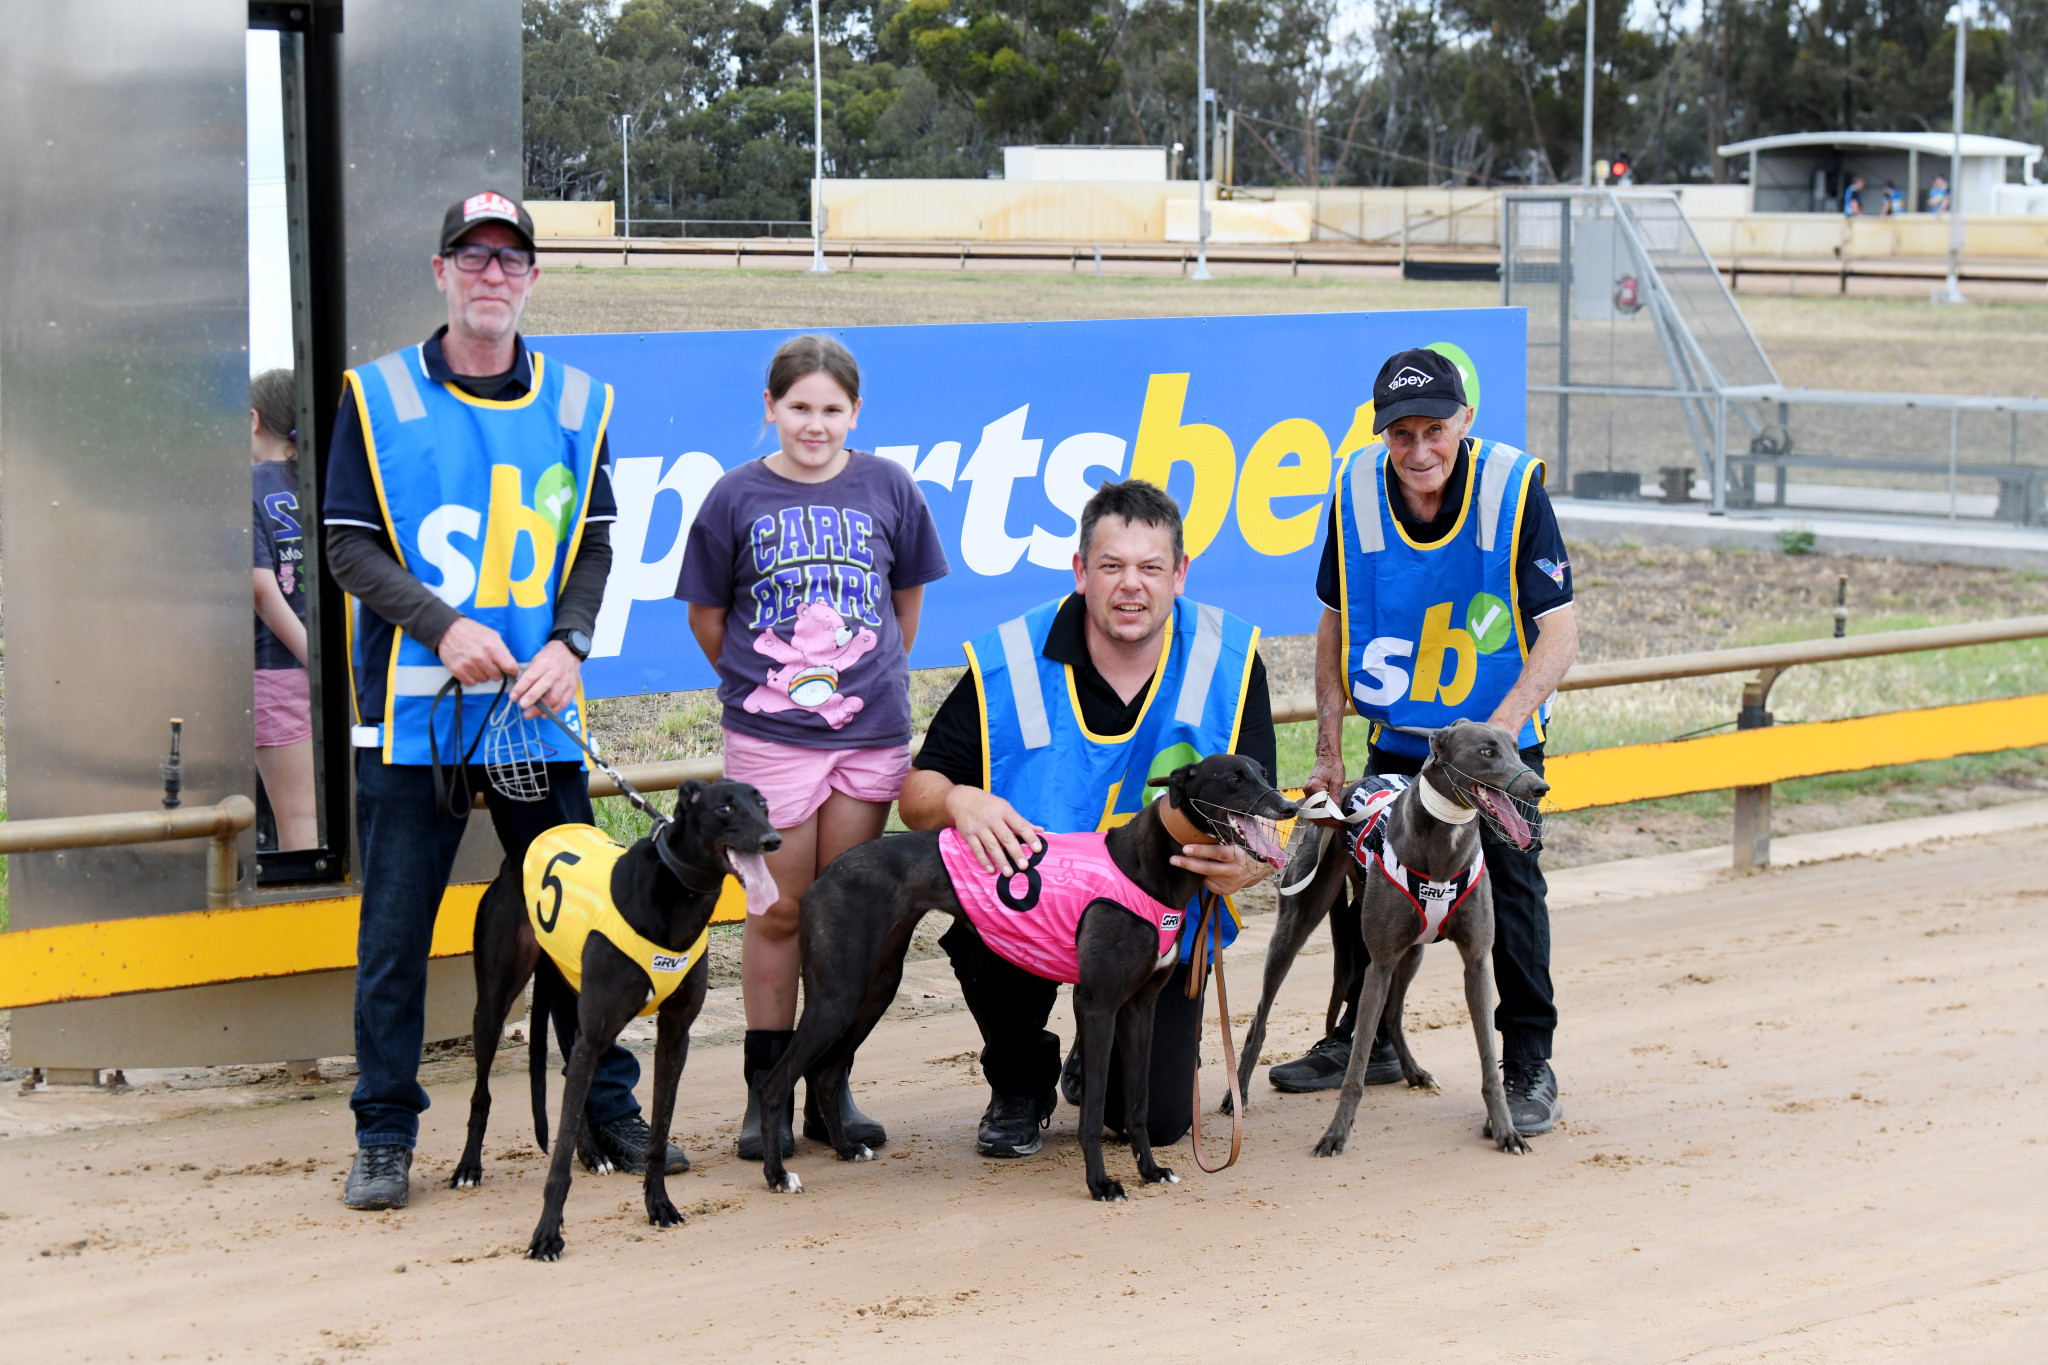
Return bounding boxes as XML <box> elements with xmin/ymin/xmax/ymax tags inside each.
<box><xmin>444</xmin><ymin>244</ymin><xmax>536</xmax><ymax>277</ymax></box>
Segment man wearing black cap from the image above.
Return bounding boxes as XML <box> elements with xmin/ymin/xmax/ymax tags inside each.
<box><xmin>324</xmin><ymin>191</ymin><xmax>680</xmax><ymax>1209</ymax></box>
<box><xmin>1270</xmin><ymin>347</ymin><xmax>1578</xmax><ymax>1138</ymax></box>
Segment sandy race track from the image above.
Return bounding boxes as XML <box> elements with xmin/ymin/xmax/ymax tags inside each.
<box><xmin>3</xmin><ymin>816</ymin><xmax>2045</xmax><ymax>1364</ymax></box>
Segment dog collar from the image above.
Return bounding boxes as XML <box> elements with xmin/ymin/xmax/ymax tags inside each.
<box><xmin>653</xmin><ymin>826</ymin><xmax>724</xmax><ymax>895</ymax></box>
<box><xmin>1156</xmin><ymin>796</ymin><xmax>1220</xmax><ymax>849</ymax></box>
<box><xmin>1417</xmin><ymin>777</ymin><xmax>1476</xmax><ymax>825</ymax></box>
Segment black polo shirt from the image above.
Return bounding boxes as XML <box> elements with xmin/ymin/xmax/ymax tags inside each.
<box><xmin>912</xmin><ymin>595</ymin><xmax>1278</xmax><ymax>789</ymax></box>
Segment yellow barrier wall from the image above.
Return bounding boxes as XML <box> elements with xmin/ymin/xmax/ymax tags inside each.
<box><xmin>527</xmin><ymin>199</ymin><xmax>615</xmax><ymax>238</ymax></box>
<box><xmin>817</xmin><ymin>179</ymin><xmax>2048</xmax><ymax>257</ymax></box>
<box><xmin>3</xmin><ymin>691</ymin><xmax>2043</xmax><ymax>1008</ymax></box>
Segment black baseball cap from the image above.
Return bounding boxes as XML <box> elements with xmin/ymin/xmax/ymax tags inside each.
<box><xmin>439</xmin><ymin>190</ymin><xmax>536</xmax><ymax>253</ymax></box>
<box><xmin>1372</xmin><ymin>348</ymin><xmax>1469</xmax><ymax>433</ymax></box>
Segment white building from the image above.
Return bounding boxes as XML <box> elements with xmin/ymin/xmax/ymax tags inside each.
<box><xmin>1003</xmin><ymin>146</ymin><xmax>1167</xmax><ymax>183</ymax></box>
<box><xmin>1717</xmin><ymin>131</ymin><xmax>2045</xmax><ymax>215</ymax></box>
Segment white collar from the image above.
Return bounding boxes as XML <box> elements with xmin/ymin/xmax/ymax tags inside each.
<box><xmin>1417</xmin><ymin>775</ymin><xmax>1476</xmax><ymax>825</ymax></box>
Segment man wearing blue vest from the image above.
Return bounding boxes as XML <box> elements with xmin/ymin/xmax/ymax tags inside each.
<box><xmin>1272</xmin><ymin>347</ymin><xmax>1578</xmax><ymax>1138</ymax></box>
<box><xmin>903</xmin><ymin>480</ymin><xmax>1277</xmax><ymax>1158</ymax></box>
<box><xmin>324</xmin><ymin>192</ymin><xmax>680</xmax><ymax>1210</ymax></box>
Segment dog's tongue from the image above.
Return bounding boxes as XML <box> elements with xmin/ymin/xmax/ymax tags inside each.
<box><xmin>1475</xmin><ymin>787</ymin><xmax>1532</xmax><ymax>849</ymax></box>
<box><xmin>726</xmin><ymin>851</ymin><xmax>779</xmax><ymax>916</ymax></box>
<box><xmin>1230</xmin><ymin>813</ymin><xmax>1288</xmax><ymax>869</ymax></box>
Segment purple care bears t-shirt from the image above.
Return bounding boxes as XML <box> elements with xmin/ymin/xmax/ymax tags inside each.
<box><xmin>675</xmin><ymin>451</ymin><xmax>949</xmax><ymax>750</ymax></box>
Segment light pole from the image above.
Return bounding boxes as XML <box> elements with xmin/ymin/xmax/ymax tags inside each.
<box><xmin>1581</xmin><ymin>0</ymin><xmax>1595</xmax><ymax>187</ymax></box>
<box><xmin>620</xmin><ymin>114</ymin><xmax>632</xmax><ymax>240</ymax></box>
<box><xmin>808</xmin><ymin>0</ymin><xmax>831</xmax><ymax>275</ymax></box>
<box><xmin>1191</xmin><ymin>0</ymin><xmax>1212</xmax><ymax>280</ymax></box>
<box><xmin>1937</xmin><ymin>1</ymin><xmax>1969</xmax><ymax>304</ymax></box>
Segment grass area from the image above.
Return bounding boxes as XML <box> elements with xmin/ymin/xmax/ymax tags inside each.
<box><xmin>525</xmin><ymin>264</ymin><xmax>2048</xmax><ymax>398</ymax></box>
<box><xmin>523</xmin><ymin>267</ymin><xmax>1498</xmax><ymax>337</ymax></box>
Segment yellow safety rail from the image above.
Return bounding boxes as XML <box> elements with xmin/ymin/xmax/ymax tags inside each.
<box><xmin>3</xmin><ymin>612</ymin><xmax>2045</xmax><ymax>1010</ymax></box>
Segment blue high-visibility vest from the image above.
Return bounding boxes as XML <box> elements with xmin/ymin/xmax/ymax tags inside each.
<box><xmin>343</xmin><ymin>344</ymin><xmax>610</xmax><ymax>766</ymax></box>
<box><xmin>1334</xmin><ymin>439</ymin><xmax>1547</xmax><ymax>762</ymax></box>
<box><xmin>966</xmin><ymin>595</ymin><xmax>1258</xmax><ymax>961</ymax></box>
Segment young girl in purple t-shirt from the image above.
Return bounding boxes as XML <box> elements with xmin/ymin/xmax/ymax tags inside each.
<box><xmin>675</xmin><ymin>335</ymin><xmax>948</xmax><ymax>1159</ymax></box>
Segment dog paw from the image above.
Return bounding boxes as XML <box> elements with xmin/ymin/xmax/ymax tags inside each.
<box><xmin>1142</xmin><ymin>1166</ymin><xmax>1180</xmax><ymax>1186</ymax></box>
<box><xmin>1219</xmin><ymin>1092</ymin><xmax>1237</xmax><ymax>1117</ymax></box>
<box><xmin>1091</xmin><ymin>1180</ymin><xmax>1128</xmax><ymax>1203</ymax></box>
<box><xmin>839</xmin><ymin>1145</ymin><xmax>875</xmax><ymax>1163</ymax></box>
<box><xmin>1311</xmin><ymin>1133</ymin><xmax>1347</xmax><ymax>1158</ymax></box>
<box><xmin>1406</xmin><ymin>1070</ymin><xmax>1440</xmax><ymax>1093</ymax></box>
<box><xmin>526</xmin><ymin>1228</ymin><xmax>566</xmax><ymax>1262</ymax></box>
<box><xmin>1482</xmin><ymin>1118</ymin><xmax>1532</xmax><ymax>1154</ymax></box>
<box><xmin>768</xmin><ymin>1171</ymin><xmax>804</xmax><ymax>1194</ymax></box>
<box><xmin>646</xmin><ymin>1198</ymin><xmax>685</xmax><ymax>1228</ymax></box>
<box><xmin>449</xmin><ymin>1166</ymin><xmax>483</xmax><ymax>1190</ymax></box>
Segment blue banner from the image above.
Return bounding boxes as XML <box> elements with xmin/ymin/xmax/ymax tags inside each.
<box><xmin>534</xmin><ymin>308</ymin><xmax>1526</xmax><ymax>697</ymax></box>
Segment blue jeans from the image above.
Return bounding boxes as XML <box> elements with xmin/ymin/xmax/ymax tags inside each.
<box><xmin>351</xmin><ymin>752</ymin><xmax>642</xmax><ymax>1148</ymax></box>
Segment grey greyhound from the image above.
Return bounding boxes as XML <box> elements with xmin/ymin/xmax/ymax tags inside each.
<box><xmin>1232</xmin><ymin>719</ymin><xmax>1548</xmax><ymax>1157</ymax></box>
<box><xmin>755</xmin><ymin>753</ymin><xmax>1296</xmax><ymax>1202</ymax></box>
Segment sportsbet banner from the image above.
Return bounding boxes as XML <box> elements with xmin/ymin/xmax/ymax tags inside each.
<box><xmin>534</xmin><ymin>308</ymin><xmax>1527</xmax><ymax>698</ymax></box>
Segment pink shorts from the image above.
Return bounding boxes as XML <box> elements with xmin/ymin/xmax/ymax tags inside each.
<box><xmin>254</xmin><ymin>667</ymin><xmax>312</xmax><ymax>748</ymax></box>
<box><xmin>721</xmin><ymin>728</ymin><xmax>911</xmax><ymax>829</ymax></box>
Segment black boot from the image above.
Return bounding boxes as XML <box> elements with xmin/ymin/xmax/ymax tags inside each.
<box><xmin>803</xmin><ymin>1065</ymin><xmax>887</xmax><ymax>1149</ymax></box>
<box><xmin>737</xmin><ymin>1028</ymin><xmax>796</xmax><ymax>1161</ymax></box>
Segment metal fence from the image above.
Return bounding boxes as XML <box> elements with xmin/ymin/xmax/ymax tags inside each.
<box><xmin>1504</xmin><ymin>190</ymin><xmax>2048</xmax><ymax>524</ymax></box>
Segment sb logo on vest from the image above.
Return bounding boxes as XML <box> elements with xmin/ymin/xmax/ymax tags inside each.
<box><xmin>1352</xmin><ymin>591</ymin><xmax>1515</xmax><ymax>708</ymax></box>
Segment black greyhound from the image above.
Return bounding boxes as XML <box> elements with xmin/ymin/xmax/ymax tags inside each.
<box><xmin>756</xmin><ymin>754</ymin><xmax>1296</xmax><ymax>1202</ymax></box>
<box><xmin>1231</xmin><ymin>720</ymin><xmax>1549</xmax><ymax>1157</ymax></box>
<box><xmin>452</xmin><ymin>778</ymin><xmax>780</xmax><ymax>1261</ymax></box>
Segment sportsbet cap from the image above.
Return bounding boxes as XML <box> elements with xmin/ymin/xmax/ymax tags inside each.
<box><xmin>439</xmin><ymin>190</ymin><xmax>536</xmax><ymax>253</ymax></box>
<box><xmin>1371</xmin><ymin>348</ymin><xmax>1468</xmax><ymax>433</ymax></box>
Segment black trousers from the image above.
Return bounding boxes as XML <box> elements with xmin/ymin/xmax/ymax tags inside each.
<box><xmin>940</xmin><ymin>919</ymin><xmax>1206</xmax><ymax>1146</ymax></box>
<box><xmin>1332</xmin><ymin>743</ymin><xmax>1556</xmax><ymax>1063</ymax></box>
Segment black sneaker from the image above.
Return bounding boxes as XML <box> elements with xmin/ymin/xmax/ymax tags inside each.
<box><xmin>583</xmin><ymin>1112</ymin><xmax>690</xmax><ymax>1176</ymax></box>
<box><xmin>976</xmin><ymin>1089</ymin><xmax>1054</xmax><ymax>1158</ymax></box>
<box><xmin>1267</xmin><ymin>1034</ymin><xmax>1404</xmax><ymax>1092</ymax></box>
<box><xmin>343</xmin><ymin>1145</ymin><xmax>412</xmax><ymax>1210</ymax></box>
<box><xmin>1500</xmin><ymin>1060</ymin><xmax>1562</xmax><ymax>1137</ymax></box>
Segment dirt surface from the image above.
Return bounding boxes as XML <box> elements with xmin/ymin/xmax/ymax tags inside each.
<box><xmin>4</xmin><ymin>823</ymin><xmax>2043</xmax><ymax>1363</ymax></box>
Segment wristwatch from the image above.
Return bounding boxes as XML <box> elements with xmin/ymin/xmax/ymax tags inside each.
<box><xmin>550</xmin><ymin>627</ymin><xmax>592</xmax><ymax>660</ymax></box>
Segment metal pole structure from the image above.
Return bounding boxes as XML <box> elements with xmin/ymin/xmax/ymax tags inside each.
<box><xmin>1581</xmin><ymin>0</ymin><xmax>1596</xmax><ymax>187</ymax></box>
<box><xmin>621</xmin><ymin>114</ymin><xmax>631</xmax><ymax>242</ymax></box>
<box><xmin>1197</xmin><ymin>2</ymin><xmax>1210</xmax><ymax>264</ymax></box>
<box><xmin>1937</xmin><ymin>1</ymin><xmax>1968</xmax><ymax>304</ymax></box>
<box><xmin>808</xmin><ymin>0</ymin><xmax>831</xmax><ymax>275</ymax></box>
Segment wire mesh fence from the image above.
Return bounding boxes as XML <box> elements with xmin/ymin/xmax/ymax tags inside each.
<box><xmin>1504</xmin><ymin>190</ymin><xmax>2048</xmax><ymax>525</ymax></box>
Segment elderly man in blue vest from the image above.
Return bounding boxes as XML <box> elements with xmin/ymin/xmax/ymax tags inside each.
<box><xmin>1274</xmin><ymin>347</ymin><xmax>1579</xmax><ymax>1138</ymax></box>
<box><xmin>901</xmin><ymin>479</ymin><xmax>1277</xmax><ymax>1159</ymax></box>
<box><xmin>324</xmin><ymin>192</ymin><xmax>680</xmax><ymax>1210</ymax></box>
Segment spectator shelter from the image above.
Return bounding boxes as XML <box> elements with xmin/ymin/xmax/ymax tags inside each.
<box><xmin>1719</xmin><ymin>131</ymin><xmax>2045</xmax><ymax>215</ymax></box>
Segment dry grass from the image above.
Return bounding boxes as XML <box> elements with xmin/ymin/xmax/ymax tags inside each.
<box><xmin>524</xmin><ymin>263</ymin><xmax>2048</xmax><ymax>395</ymax></box>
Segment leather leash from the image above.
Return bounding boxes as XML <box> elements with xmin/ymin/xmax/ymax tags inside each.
<box><xmin>1185</xmin><ymin>889</ymin><xmax>1243</xmax><ymax>1174</ymax></box>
